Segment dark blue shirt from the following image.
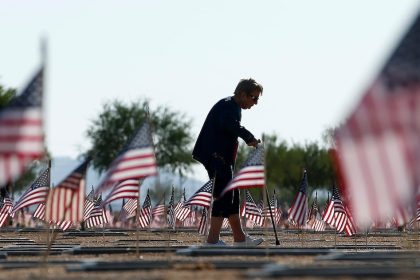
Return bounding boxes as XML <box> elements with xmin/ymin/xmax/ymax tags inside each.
<box><xmin>192</xmin><ymin>96</ymin><xmax>254</xmax><ymax>168</ymax></box>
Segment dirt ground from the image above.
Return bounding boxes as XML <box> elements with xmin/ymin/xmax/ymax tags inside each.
<box><xmin>0</xmin><ymin>228</ymin><xmax>419</xmax><ymax>280</ymax></box>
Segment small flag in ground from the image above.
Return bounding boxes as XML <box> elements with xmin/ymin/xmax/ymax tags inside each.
<box><xmin>262</xmin><ymin>190</ymin><xmax>278</xmax><ymax>220</ymax></box>
<box><xmin>96</xmin><ymin>122</ymin><xmax>157</xmax><ymax>193</ymax></box>
<box><xmin>240</xmin><ymin>190</ymin><xmax>264</xmax><ymax>227</ymax></box>
<box><xmin>0</xmin><ymin>67</ymin><xmax>45</xmax><ymax>187</ymax></box>
<box><xmin>12</xmin><ymin>167</ymin><xmax>50</xmax><ymax>214</ymax></box>
<box><xmin>313</xmin><ymin>212</ymin><xmax>326</xmax><ymax>232</ymax></box>
<box><xmin>121</xmin><ymin>198</ymin><xmax>138</xmax><ymax>220</ymax></box>
<box><xmin>83</xmin><ymin>188</ymin><xmax>96</xmax><ymax>220</ymax></box>
<box><xmin>307</xmin><ymin>192</ymin><xmax>318</xmax><ymax>223</ymax></box>
<box><xmin>221</xmin><ymin>145</ymin><xmax>265</xmax><ymax>196</ymax></box>
<box><xmin>175</xmin><ymin>188</ymin><xmax>191</xmax><ymax>222</ymax></box>
<box><xmin>86</xmin><ymin>195</ymin><xmax>108</xmax><ymax>228</ymax></box>
<box><xmin>152</xmin><ymin>205</ymin><xmax>165</xmax><ymax>217</ymax></box>
<box><xmin>332</xmin><ymin>185</ymin><xmax>347</xmax><ymax>233</ymax></box>
<box><xmin>56</xmin><ymin>220</ymin><xmax>72</xmax><ymax>231</ymax></box>
<box><xmin>288</xmin><ymin>170</ymin><xmax>308</xmax><ymax>226</ymax></box>
<box><xmin>167</xmin><ymin>186</ymin><xmax>176</xmax><ymax>228</ymax></box>
<box><xmin>0</xmin><ymin>197</ymin><xmax>12</xmax><ymax>227</ymax></box>
<box><xmin>322</xmin><ymin>184</ymin><xmax>347</xmax><ymax>233</ymax></box>
<box><xmin>45</xmin><ymin>159</ymin><xmax>90</xmax><ymax>223</ymax></box>
<box><xmin>344</xmin><ymin>206</ymin><xmax>357</xmax><ymax>236</ymax></box>
<box><xmin>185</xmin><ymin>180</ymin><xmax>213</xmax><ymax>208</ymax></box>
<box><xmin>310</xmin><ymin>195</ymin><xmax>326</xmax><ymax>232</ymax></box>
<box><xmin>32</xmin><ymin>203</ymin><xmax>46</xmax><ymax>220</ymax></box>
<box><xmin>198</xmin><ymin>207</ymin><xmax>208</xmax><ymax>235</ymax></box>
<box><xmin>138</xmin><ymin>190</ymin><xmax>152</xmax><ymax>228</ymax></box>
<box><xmin>183</xmin><ymin>207</ymin><xmax>197</xmax><ymax>227</ymax></box>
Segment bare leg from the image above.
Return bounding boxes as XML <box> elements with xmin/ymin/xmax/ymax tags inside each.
<box><xmin>206</xmin><ymin>216</ymin><xmax>224</xmax><ymax>243</ymax></box>
<box><xmin>228</xmin><ymin>214</ymin><xmax>246</xmax><ymax>242</ymax></box>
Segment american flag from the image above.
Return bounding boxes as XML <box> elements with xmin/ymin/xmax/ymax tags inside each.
<box><xmin>0</xmin><ymin>197</ymin><xmax>12</xmax><ymax>227</ymax></box>
<box><xmin>344</xmin><ymin>206</ymin><xmax>357</xmax><ymax>236</ymax></box>
<box><xmin>152</xmin><ymin>204</ymin><xmax>165</xmax><ymax>217</ymax></box>
<box><xmin>121</xmin><ymin>198</ymin><xmax>138</xmax><ymax>220</ymax></box>
<box><xmin>101</xmin><ymin>179</ymin><xmax>141</xmax><ymax>206</ymax></box>
<box><xmin>167</xmin><ymin>186</ymin><xmax>176</xmax><ymax>229</ymax></box>
<box><xmin>176</xmin><ymin>204</ymin><xmax>191</xmax><ymax>222</ymax></box>
<box><xmin>45</xmin><ymin>159</ymin><xmax>89</xmax><ymax>223</ymax></box>
<box><xmin>86</xmin><ymin>195</ymin><xmax>108</xmax><ymax>228</ymax></box>
<box><xmin>184</xmin><ymin>180</ymin><xmax>213</xmax><ymax>208</ymax></box>
<box><xmin>221</xmin><ymin>145</ymin><xmax>265</xmax><ymax>196</ymax></box>
<box><xmin>271</xmin><ymin>189</ymin><xmax>282</xmax><ymax>225</ymax></box>
<box><xmin>12</xmin><ymin>167</ymin><xmax>50</xmax><ymax>214</ymax></box>
<box><xmin>83</xmin><ymin>188</ymin><xmax>96</xmax><ymax>220</ymax></box>
<box><xmin>56</xmin><ymin>220</ymin><xmax>72</xmax><ymax>231</ymax></box>
<box><xmin>309</xmin><ymin>195</ymin><xmax>326</xmax><ymax>232</ymax></box>
<box><xmin>334</xmin><ymin>12</ymin><xmax>420</xmax><ymax>226</ymax></box>
<box><xmin>32</xmin><ymin>203</ymin><xmax>46</xmax><ymax>220</ymax></box>
<box><xmin>183</xmin><ymin>207</ymin><xmax>197</xmax><ymax>227</ymax></box>
<box><xmin>175</xmin><ymin>188</ymin><xmax>191</xmax><ymax>222</ymax></box>
<box><xmin>138</xmin><ymin>190</ymin><xmax>152</xmax><ymax>228</ymax></box>
<box><xmin>313</xmin><ymin>212</ymin><xmax>326</xmax><ymax>232</ymax></box>
<box><xmin>240</xmin><ymin>190</ymin><xmax>264</xmax><ymax>227</ymax></box>
<box><xmin>96</xmin><ymin>122</ymin><xmax>157</xmax><ymax>193</ymax></box>
<box><xmin>0</xmin><ymin>68</ymin><xmax>45</xmax><ymax>187</ymax></box>
<box><xmin>322</xmin><ymin>184</ymin><xmax>347</xmax><ymax>233</ymax></box>
<box><xmin>198</xmin><ymin>207</ymin><xmax>207</xmax><ymax>235</ymax></box>
<box><xmin>307</xmin><ymin>194</ymin><xmax>317</xmax><ymax>223</ymax></box>
<box><xmin>288</xmin><ymin>170</ymin><xmax>308</xmax><ymax>226</ymax></box>
<box><xmin>322</xmin><ymin>197</ymin><xmax>335</xmax><ymax>226</ymax></box>
<box><xmin>262</xmin><ymin>190</ymin><xmax>277</xmax><ymax>219</ymax></box>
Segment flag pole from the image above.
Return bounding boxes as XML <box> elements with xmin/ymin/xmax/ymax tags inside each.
<box><xmin>167</xmin><ymin>185</ymin><xmax>174</xmax><ymax>252</ymax></box>
<box><xmin>143</xmin><ymin>103</ymin><xmax>159</xmax><ymax>255</ymax></box>
<box><xmin>261</xmin><ymin>135</ymin><xmax>279</xmax><ymax>246</ymax></box>
<box><xmin>260</xmin><ymin>137</ymin><xmax>268</xmax><ymax>249</ymax></box>
<box><xmin>136</xmin><ymin>179</ymin><xmax>141</xmax><ymax>258</ymax></box>
<box><xmin>206</xmin><ymin>175</ymin><xmax>216</xmax><ymax>242</ymax></box>
<box><xmin>242</xmin><ymin>189</ymin><xmax>247</xmax><ymax>236</ymax></box>
<box><xmin>42</xmin><ymin>159</ymin><xmax>52</xmax><ymax>277</ymax></box>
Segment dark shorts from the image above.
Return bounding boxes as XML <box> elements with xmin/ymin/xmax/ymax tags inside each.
<box><xmin>206</xmin><ymin>156</ymin><xmax>239</xmax><ymax>218</ymax></box>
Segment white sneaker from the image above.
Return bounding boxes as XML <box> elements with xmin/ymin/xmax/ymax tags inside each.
<box><xmin>203</xmin><ymin>239</ymin><xmax>227</xmax><ymax>246</ymax></box>
<box><xmin>233</xmin><ymin>235</ymin><xmax>264</xmax><ymax>247</ymax></box>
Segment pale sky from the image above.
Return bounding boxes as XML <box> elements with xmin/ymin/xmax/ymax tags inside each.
<box><xmin>1</xmin><ymin>0</ymin><xmax>419</xmax><ymax>182</ymax></box>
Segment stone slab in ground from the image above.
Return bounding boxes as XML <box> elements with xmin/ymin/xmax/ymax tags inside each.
<box><xmin>65</xmin><ymin>246</ymin><xmax>188</xmax><ymax>255</ymax></box>
<box><xmin>63</xmin><ymin>231</ymin><xmax>128</xmax><ymax>237</ymax></box>
<box><xmin>0</xmin><ymin>260</ymin><xmax>83</xmax><ymax>269</ymax></box>
<box><xmin>177</xmin><ymin>247</ymin><xmax>335</xmax><ymax>256</ymax></box>
<box><xmin>114</xmin><ymin>239</ymin><xmax>179</xmax><ymax>242</ymax></box>
<box><xmin>316</xmin><ymin>251</ymin><xmax>420</xmax><ymax>261</ymax></box>
<box><xmin>247</xmin><ymin>263</ymin><xmax>420</xmax><ymax>278</ymax></box>
<box><xmin>67</xmin><ymin>259</ymin><xmax>271</xmax><ymax>272</ymax></box>
<box><xmin>0</xmin><ymin>238</ymin><xmax>35</xmax><ymax>243</ymax></box>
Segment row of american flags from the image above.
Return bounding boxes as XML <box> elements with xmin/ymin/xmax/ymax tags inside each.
<box><xmin>1</xmin><ymin>162</ymin><xmax>419</xmax><ymax>234</ymax></box>
<box><xmin>2</xmin><ymin>10</ymin><xmax>420</xmax><ymax>236</ymax></box>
